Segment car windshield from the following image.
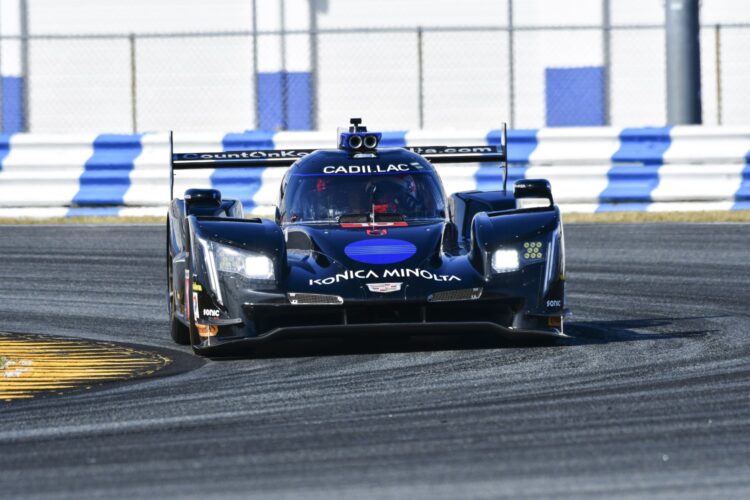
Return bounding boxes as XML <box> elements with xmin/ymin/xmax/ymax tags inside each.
<box><xmin>281</xmin><ymin>172</ymin><xmax>446</xmax><ymax>224</ymax></box>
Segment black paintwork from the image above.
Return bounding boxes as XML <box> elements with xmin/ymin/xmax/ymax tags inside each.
<box><xmin>167</xmin><ymin>146</ymin><xmax>567</xmax><ymax>354</ymax></box>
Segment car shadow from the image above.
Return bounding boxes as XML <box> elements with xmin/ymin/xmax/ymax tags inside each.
<box><xmin>210</xmin><ymin>315</ymin><xmax>721</xmax><ymax>360</ymax></box>
<box><xmin>563</xmin><ymin>316</ymin><xmax>720</xmax><ymax>346</ymax></box>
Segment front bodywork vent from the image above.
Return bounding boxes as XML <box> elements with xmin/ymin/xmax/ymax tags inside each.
<box><xmin>427</xmin><ymin>288</ymin><xmax>483</xmax><ymax>303</ymax></box>
<box><xmin>287</xmin><ymin>292</ymin><xmax>344</xmax><ymax>305</ymax></box>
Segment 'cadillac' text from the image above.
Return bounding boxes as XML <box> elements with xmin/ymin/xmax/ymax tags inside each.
<box><xmin>322</xmin><ymin>164</ymin><xmax>410</xmax><ymax>175</ymax></box>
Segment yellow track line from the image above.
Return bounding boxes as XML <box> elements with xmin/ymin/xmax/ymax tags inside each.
<box><xmin>0</xmin><ymin>333</ymin><xmax>171</xmax><ymax>401</ymax></box>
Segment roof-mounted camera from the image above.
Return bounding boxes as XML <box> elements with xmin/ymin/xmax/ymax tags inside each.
<box><xmin>340</xmin><ymin>117</ymin><xmax>381</xmax><ymax>152</ymax></box>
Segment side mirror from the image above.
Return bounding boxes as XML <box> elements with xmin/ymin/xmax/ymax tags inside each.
<box><xmin>514</xmin><ymin>179</ymin><xmax>553</xmax><ymax>208</ymax></box>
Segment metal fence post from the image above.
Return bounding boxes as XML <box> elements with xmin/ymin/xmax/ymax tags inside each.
<box><xmin>252</xmin><ymin>0</ymin><xmax>260</xmax><ymax>129</ymax></box>
<box><xmin>417</xmin><ymin>26</ymin><xmax>424</xmax><ymax>129</ymax></box>
<box><xmin>280</xmin><ymin>0</ymin><xmax>288</xmax><ymax>131</ymax></box>
<box><xmin>714</xmin><ymin>24</ymin><xmax>722</xmax><ymax>125</ymax></box>
<box><xmin>129</xmin><ymin>33</ymin><xmax>138</xmax><ymax>133</ymax></box>
<box><xmin>507</xmin><ymin>0</ymin><xmax>516</xmax><ymax>128</ymax></box>
<box><xmin>308</xmin><ymin>0</ymin><xmax>319</xmax><ymax>131</ymax></box>
<box><xmin>666</xmin><ymin>0</ymin><xmax>702</xmax><ymax>124</ymax></box>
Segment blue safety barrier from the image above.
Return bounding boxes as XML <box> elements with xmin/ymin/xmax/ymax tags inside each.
<box><xmin>210</xmin><ymin>130</ymin><xmax>275</xmax><ymax>212</ymax></box>
<box><xmin>0</xmin><ymin>127</ymin><xmax>746</xmax><ymax>218</ymax></box>
<box><xmin>735</xmin><ymin>149</ymin><xmax>750</xmax><ymax>210</ymax></box>
<box><xmin>70</xmin><ymin>134</ymin><xmax>144</xmax><ymax>209</ymax></box>
<box><xmin>598</xmin><ymin>127</ymin><xmax>672</xmax><ymax>209</ymax></box>
<box><xmin>380</xmin><ymin>131</ymin><xmax>408</xmax><ymax>147</ymax></box>
<box><xmin>0</xmin><ymin>134</ymin><xmax>12</xmax><ymax>170</ymax></box>
<box><xmin>477</xmin><ymin>128</ymin><xmax>538</xmax><ymax>191</ymax></box>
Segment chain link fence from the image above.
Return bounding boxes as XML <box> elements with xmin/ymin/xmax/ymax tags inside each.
<box><xmin>0</xmin><ymin>23</ymin><xmax>748</xmax><ymax>133</ymax></box>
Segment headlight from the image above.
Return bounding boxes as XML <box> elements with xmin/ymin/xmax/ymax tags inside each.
<box><xmin>213</xmin><ymin>244</ymin><xmax>274</xmax><ymax>280</ymax></box>
<box><xmin>491</xmin><ymin>249</ymin><xmax>520</xmax><ymax>273</ymax></box>
<box><xmin>197</xmin><ymin>239</ymin><xmax>275</xmax><ymax>305</ymax></box>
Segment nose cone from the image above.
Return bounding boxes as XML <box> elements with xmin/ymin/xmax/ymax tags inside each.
<box><xmin>313</xmin><ymin>222</ymin><xmax>443</xmax><ymax>269</ymax></box>
<box><xmin>343</xmin><ymin>238</ymin><xmax>418</xmax><ymax>265</ymax></box>
<box><xmin>285</xmin><ymin>222</ymin><xmax>449</xmax><ymax>298</ymax></box>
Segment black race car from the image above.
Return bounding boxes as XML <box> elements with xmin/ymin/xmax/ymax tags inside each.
<box><xmin>167</xmin><ymin>119</ymin><xmax>567</xmax><ymax>355</ymax></box>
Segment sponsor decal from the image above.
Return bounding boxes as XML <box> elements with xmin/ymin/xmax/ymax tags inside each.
<box><xmin>202</xmin><ymin>308</ymin><xmax>221</xmax><ymax>318</ymax></box>
<box><xmin>366</xmin><ymin>282</ymin><xmax>402</xmax><ymax>293</ymax></box>
<box><xmin>546</xmin><ymin>300</ymin><xmax>562</xmax><ymax>308</ymax></box>
<box><xmin>405</xmin><ymin>146</ymin><xmax>494</xmax><ymax>154</ymax></box>
<box><xmin>192</xmin><ymin>282</ymin><xmax>203</xmax><ymax>292</ymax></box>
<box><xmin>193</xmin><ymin>292</ymin><xmax>200</xmax><ymax>319</ymax></box>
<box><xmin>177</xmin><ymin>150</ymin><xmax>308</xmax><ymax>161</ymax></box>
<box><xmin>309</xmin><ymin>268</ymin><xmax>460</xmax><ymax>286</ymax></box>
<box><xmin>344</xmin><ymin>238</ymin><xmax>417</xmax><ymax>265</ymax></box>
<box><xmin>322</xmin><ymin>163</ymin><xmax>411</xmax><ymax>175</ymax></box>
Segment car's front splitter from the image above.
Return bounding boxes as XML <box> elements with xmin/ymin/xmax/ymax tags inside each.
<box><xmin>192</xmin><ymin>320</ymin><xmax>568</xmax><ymax>356</ymax></box>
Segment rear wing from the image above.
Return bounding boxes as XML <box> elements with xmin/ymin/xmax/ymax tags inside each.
<box><xmin>169</xmin><ymin>124</ymin><xmax>508</xmax><ymax>199</ymax></box>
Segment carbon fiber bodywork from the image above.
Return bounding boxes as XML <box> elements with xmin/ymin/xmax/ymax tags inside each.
<box><xmin>167</xmin><ymin>143</ymin><xmax>567</xmax><ymax>355</ymax></box>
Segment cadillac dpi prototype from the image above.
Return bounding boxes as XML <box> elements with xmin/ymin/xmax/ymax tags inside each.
<box><xmin>167</xmin><ymin>119</ymin><xmax>567</xmax><ymax>355</ymax></box>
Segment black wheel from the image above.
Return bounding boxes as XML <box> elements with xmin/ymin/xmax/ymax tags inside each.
<box><xmin>167</xmin><ymin>219</ymin><xmax>190</xmax><ymax>345</ymax></box>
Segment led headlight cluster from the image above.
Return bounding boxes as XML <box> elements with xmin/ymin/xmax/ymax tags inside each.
<box><xmin>523</xmin><ymin>241</ymin><xmax>543</xmax><ymax>259</ymax></box>
<box><xmin>198</xmin><ymin>239</ymin><xmax>275</xmax><ymax>305</ymax></box>
<box><xmin>213</xmin><ymin>244</ymin><xmax>274</xmax><ymax>280</ymax></box>
<box><xmin>491</xmin><ymin>241</ymin><xmax>547</xmax><ymax>274</ymax></box>
<box><xmin>491</xmin><ymin>249</ymin><xmax>520</xmax><ymax>273</ymax></box>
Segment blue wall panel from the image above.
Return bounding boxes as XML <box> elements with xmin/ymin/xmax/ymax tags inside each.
<box><xmin>2</xmin><ymin>76</ymin><xmax>24</xmax><ymax>134</ymax></box>
<box><xmin>257</xmin><ymin>72</ymin><xmax>312</xmax><ymax>131</ymax></box>
<box><xmin>545</xmin><ymin>67</ymin><xmax>605</xmax><ymax>127</ymax></box>
<box><xmin>286</xmin><ymin>72</ymin><xmax>312</xmax><ymax>131</ymax></box>
<box><xmin>257</xmin><ymin>73</ymin><xmax>283</xmax><ymax>131</ymax></box>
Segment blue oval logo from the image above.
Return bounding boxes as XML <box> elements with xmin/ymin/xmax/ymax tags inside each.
<box><xmin>344</xmin><ymin>238</ymin><xmax>417</xmax><ymax>265</ymax></box>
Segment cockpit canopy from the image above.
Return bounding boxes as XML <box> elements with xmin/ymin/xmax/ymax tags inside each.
<box><xmin>279</xmin><ymin>149</ymin><xmax>447</xmax><ymax>225</ymax></box>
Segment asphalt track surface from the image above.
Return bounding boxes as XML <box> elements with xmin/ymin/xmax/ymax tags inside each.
<box><xmin>0</xmin><ymin>223</ymin><xmax>749</xmax><ymax>499</ymax></box>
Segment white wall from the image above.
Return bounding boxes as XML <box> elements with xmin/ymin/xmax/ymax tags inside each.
<box><xmin>0</xmin><ymin>0</ymin><xmax>748</xmax><ymax>132</ymax></box>
<box><xmin>314</xmin><ymin>0</ymin><xmax>508</xmax><ymax>28</ymax></box>
<box><xmin>26</xmin><ymin>0</ymin><xmax>254</xmax><ymax>33</ymax></box>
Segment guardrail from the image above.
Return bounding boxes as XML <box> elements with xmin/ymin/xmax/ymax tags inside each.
<box><xmin>0</xmin><ymin>126</ymin><xmax>748</xmax><ymax>218</ymax></box>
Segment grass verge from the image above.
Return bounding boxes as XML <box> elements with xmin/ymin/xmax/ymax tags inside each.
<box><xmin>562</xmin><ymin>210</ymin><xmax>750</xmax><ymax>224</ymax></box>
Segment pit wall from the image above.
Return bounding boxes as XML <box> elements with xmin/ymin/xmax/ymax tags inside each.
<box><xmin>0</xmin><ymin>126</ymin><xmax>748</xmax><ymax>218</ymax></box>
